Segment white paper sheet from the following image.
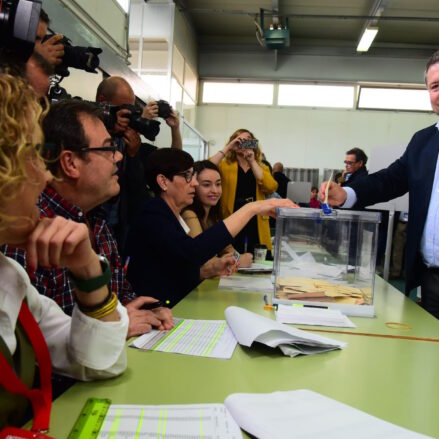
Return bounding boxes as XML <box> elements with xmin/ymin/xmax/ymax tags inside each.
<box><xmin>280</xmin><ymin>243</ymin><xmax>345</xmax><ymax>279</ymax></box>
<box><xmin>224</xmin><ymin>390</ymin><xmax>430</xmax><ymax>439</ymax></box>
<box><xmin>98</xmin><ymin>404</ymin><xmax>242</xmax><ymax>439</ymax></box>
<box><xmin>275</xmin><ymin>304</ymin><xmax>356</xmax><ymax>328</ymax></box>
<box><xmin>130</xmin><ymin>318</ymin><xmax>237</xmax><ymax>359</ymax></box>
<box><xmin>218</xmin><ymin>275</ymin><xmax>273</xmax><ymax>292</ymax></box>
<box><xmin>224</xmin><ymin>306</ymin><xmax>346</xmax><ymax>356</ymax></box>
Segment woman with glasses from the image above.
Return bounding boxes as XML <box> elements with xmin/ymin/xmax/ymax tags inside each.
<box><xmin>0</xmin><ymin>74</ymin><xmax>128</xmax><ymax>433</ymax></box>
<box><xmin>126</xmin><ymin>148</ymin><xmax>296</xmax><ymax>306</ymax></box>
<box><xmin>209</xmin><ymin>129</ymin><xmax>278</xmax><ymax>257</ymax></box>
<box><xmin>182</xmin><ymin>160</ymin><xmax>253</xmax><ymax>268</ymax></box>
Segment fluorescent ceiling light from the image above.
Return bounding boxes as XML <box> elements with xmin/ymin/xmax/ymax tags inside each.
<box><xmin>357</xmin><ymin>27</ymin><xmax>378</xmax><ymax>52</ymax></box>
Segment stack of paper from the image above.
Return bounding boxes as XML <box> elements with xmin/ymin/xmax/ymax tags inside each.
<box><xmin>225</xmin><ymin>306</ymin><xmax>346</xmax><ymax>357</ymax></box>
<box><xmin>97</xmin><ymin>391</ymin><xmax>428</xmax><ymax>439</ymax></box>
<box><xmin>131</xmin><ymin>307</ymin><xmax>346</xmax><ymax>359</ymax></box>
<box><xmin>218</xmin><ymin>275</ymin><xmax>273</xmax><ymax>292</ymax></box>
<box><xmin>238</xmin><ymin>261</ymin><xmax>273</xmax><ymax>274</ymax></box>
<box><xmin>224</xmin><ymin>390</ymin><xmax>429</xmax><ymax>439</ymax></box>
<box><xmin>130</xmin><ymin>318</ymin><xmax>237</xmax><ymax>359</ymax></box>
<box><xmin>275</xmin><ymin>304</ymin><xmax>356</xmax><ymax>328</ymax></box>
<box><xmin>98</xmin><ymin>404</ymin><xmax>241</xmax><ymax>439</ymax></box>
<box><xmin>280</xmin><ymin>244</ymin><xmax>345</xmax><ymax>279</ymax></box>
<box><xmin>276</xmin><ymin>276</ymin><xmax>372</xmax><ymax>305</ymax></box>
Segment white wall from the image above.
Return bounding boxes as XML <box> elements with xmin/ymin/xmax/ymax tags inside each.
<box><xmin>196</xmin><ymin>104</ymin><xmax>437</xmax><ymax>179</ymax></box>
<box><xmin>129</xmin><ymin>2</ymin><xmax>174</xmax><ymax>39</ymax></box>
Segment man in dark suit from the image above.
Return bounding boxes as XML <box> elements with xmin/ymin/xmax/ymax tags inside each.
<box><xmin>272</xmin><ymin>162</ymin><xmax>291</xmax><ymax>198</ymax></box>
<box><xmin>341</xmin><ymin>147</ymin><xmax>368</xmax><ymax>187</ymax></box>
<box><xmin>321</xmin><ymin>50</ymin><xmax>439</xmax><ymax>319</ymax></box>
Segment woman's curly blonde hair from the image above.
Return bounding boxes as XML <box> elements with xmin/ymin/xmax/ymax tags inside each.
<box><xmin>0</xmin><ymin>73</ymin><xmax>45</xmax><ymax>228</ymax></box>
<box><xmin>224</xmin><ymin>128</ymin><xmax>263</xmax><ymax>164</ymax></box>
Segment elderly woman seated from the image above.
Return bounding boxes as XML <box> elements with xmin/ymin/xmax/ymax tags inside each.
<box><xmin>126</xmin><ymin>148</ymin><xmax>296</xmax><ymax>306</ymax></box>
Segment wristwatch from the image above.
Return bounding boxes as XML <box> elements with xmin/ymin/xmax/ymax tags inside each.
<box><xmin>69</xmin><ymin>255</ymin><xmax>111</xmax><ymax>293</ymax></box>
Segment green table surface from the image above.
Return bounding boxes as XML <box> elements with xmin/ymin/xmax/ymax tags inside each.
<box><xmin>46</xmin><ymin>275</ymin><xmax>439</xmax><ymax>438</ymax></box>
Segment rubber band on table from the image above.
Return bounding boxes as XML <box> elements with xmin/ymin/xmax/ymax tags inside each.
<box><xmin>385</xmin><ymin>322</ymin><xmax>411</xmax><ymax>331</ymax></box>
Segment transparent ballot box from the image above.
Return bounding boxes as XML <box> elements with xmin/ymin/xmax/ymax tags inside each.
<box><xmin>273</xmin><ymin>208</ymin><xmax>381</xmax><ymax>317</ymax></box>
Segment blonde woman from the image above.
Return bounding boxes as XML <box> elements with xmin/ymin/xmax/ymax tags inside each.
<box><xmin>0</xmin><ymin>73</ymin><xmax>128</xmax><ymax>432</ymax></box>
<box><xmin>210</xmin><ymin>129</ymin><xmax>278</xmax><ymax>256</ymax></box>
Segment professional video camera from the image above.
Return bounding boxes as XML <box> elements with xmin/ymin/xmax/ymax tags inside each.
<box><xmin>42</xmin><ymin>34</ymin><xmax>102</xmax><ymax>77</ymax></box>
<box><xmin>0</xmin><ymin>0</ymin><xmax>42</xmax><ymax>63</ymax></box>
<box><xmin>239</xmin><ymin>139</ymin><xmax>259</xmax><ymax>149</ymax></box>
<box><xmin>101</xmin><ymin>103</ymin><xmax>161</xmax><ymax>141</ymax></box>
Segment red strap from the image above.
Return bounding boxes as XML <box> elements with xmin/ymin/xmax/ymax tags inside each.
<box><xmin>0</xmin><ymin>301</ymin><xmax>52</xmax><ymax>432</ymax></box>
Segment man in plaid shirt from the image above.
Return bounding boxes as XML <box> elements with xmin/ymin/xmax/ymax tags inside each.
<box><xmin>2</xmin><ymin>100</ymin><xmax>173</xmax><ymax>338</ymax></box>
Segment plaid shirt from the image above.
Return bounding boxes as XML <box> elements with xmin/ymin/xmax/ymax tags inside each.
<box><xmin>1</xmin><ymin>185</ymin><xmax>136</xmax><ymax>315</ymax></box>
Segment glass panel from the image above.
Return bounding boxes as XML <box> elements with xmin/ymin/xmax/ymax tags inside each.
<box><xmin>182</xmin><ymin>121</ymin><xmax>207</xmax><ymax>161</ymax></box>
<box><xmin>183</xmin><ymin>92</ymin><xmax>196</xmax><ymax>126</ymax></box>
<box><xmin>170</xmin><ymin>77</ymin><xmax>183</xmax><ymax>114</ymax></box>
<box><xmin>184</xmin><ymin>63</ymin><xmax>198</xmax><ymax>102</ymax></box>
<box><xmin>358</xmin><ymin>87</ymin><xmax>431</xmax><ymax>111</ymax></box>
<box><xmin>278</xmin><ymin>84</ymin><xmax>355</xmax><ymax>109</ymax></box>
<box><xmin>172</xmin><ymin>45</ymin><xmax>185</xmax><ymax>85</ymax></box>
<box><xmin>202</xmin><ymin>82</ymin><xmax>273</xmax><ymax>105</ymax></box>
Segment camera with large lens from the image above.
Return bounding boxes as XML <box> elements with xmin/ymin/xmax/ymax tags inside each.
<box><xmin>101</xmin><ymin>103</ymin><xmax>161</xmax><ymax>141</ymax></box>
<box><xmin>0</xmin><ymin>0</ymin><xmax>42</xmax><ymax>63</ymax></box>
<box><xmin>42</xmin><ymin>34</ymin><xmax>102</xmax><ymax>77</ymax></box>
<box><xmin>156</xmin><ymin>99</ymin><xmax>172</xmax><ymax>119</ymax></box>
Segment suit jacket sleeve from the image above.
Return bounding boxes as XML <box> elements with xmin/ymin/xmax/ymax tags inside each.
<box><xmin>349</xmin><ymin>143</ymin><xmax>410</xmax><ymax>208</ymax></box>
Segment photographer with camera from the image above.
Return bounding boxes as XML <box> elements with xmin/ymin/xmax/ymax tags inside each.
<box><xmin>96</xmin><ymin>76</ymin><xmax>182</xmax><ymax>255</ymax></box>
<box><xmin>25</xmin><ymin>52</ymin><xmax>52</xmax><ymax>98</ymax></box>
<box><xmin>34</xmin><ymin>8</ymin><xmax>64</xmax><ymax>67</ymax></box>
<box><xmin>210</xmin><ymin>129</ymin><xmax>278</xmax><ymax>257</ymax></box>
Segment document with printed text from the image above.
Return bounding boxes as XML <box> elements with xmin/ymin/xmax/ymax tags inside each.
<box><xmin>98</xmin><ymin>404</ymin><xmax>241</xmax><ymax>439</ymax></box>
<box><xmin>130</xmin><ymin>318</ymin><xmax>238</xmax><ymax>359</ymax></box>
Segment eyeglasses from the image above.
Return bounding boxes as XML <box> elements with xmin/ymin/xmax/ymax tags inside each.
<box><xmin>344</xmin><ymin>160</ymin><xmax>357</xmax><ymax>165</ymax></box>
<box><xmin>175</xmin><ymin>169</ymin><xmax>197</xmax><ymax>183</ymax></box>
<box><xmin>78</xmin><ymin>144</ymin><xmax>119</xmax><ymax>159</ymax></box>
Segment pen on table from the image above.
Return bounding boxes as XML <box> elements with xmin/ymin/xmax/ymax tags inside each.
<box><xmin>140</xmin><ymin>300</ymin><xmax>171</xmax><ymax>311</ymax></box>
<box><xmin>244</xmin><ymin>236</ymin><xmax>248</xmax><ymax>253</ymax></box>
<box><xmin>123</xmin><ymin>256</ymin><xmax>130</xmax><ymax>274</ymax></box>
<box><xmin>292</xmin><ymin>303</ymin><xmax>328</xmax><ymax>310</ymax></box>
<box><xmin>263</xmin><ymin>294</ymin><xmax>277</xmax><ymax>310</ymax></box>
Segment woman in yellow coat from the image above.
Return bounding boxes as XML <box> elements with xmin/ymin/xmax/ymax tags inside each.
<box><xmin>210</xmin><ymin>129</ymin><xmax>278</xmax><ymax>256</ymax></box>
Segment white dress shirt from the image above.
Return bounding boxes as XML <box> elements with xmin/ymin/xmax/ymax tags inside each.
<box><xmin>0</xmin><ymin>253</ymin><xmax>129</xmax><ymax>380</ymax></box>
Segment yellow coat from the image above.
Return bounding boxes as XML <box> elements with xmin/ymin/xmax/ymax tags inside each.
<box><xmin>217</xmin><ymin>160</ymin><xmax>278</xmax><ymax>250</ymax></box>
